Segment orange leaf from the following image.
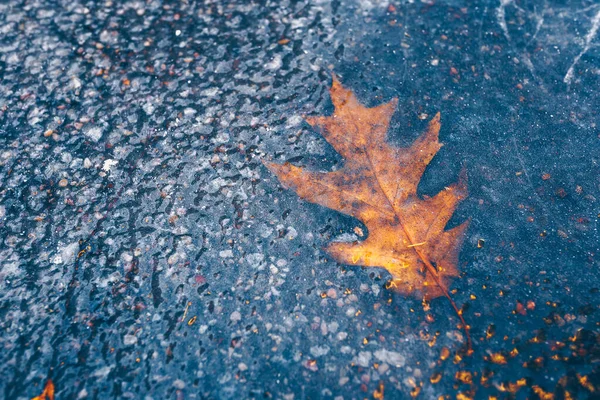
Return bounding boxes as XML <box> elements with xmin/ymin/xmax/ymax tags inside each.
<box><xmin>266</xmin><ymin>75</ymin><xmax>471</xmax><ymax>349</ymax></box>
<box><xmin>31</xmin><ymin>379</ymin><xmax>54</xmax><ymax>400</ymax></box>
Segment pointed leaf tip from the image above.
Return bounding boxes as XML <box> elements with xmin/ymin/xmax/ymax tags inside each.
<box><xmin>381</xmin><ymin>97</ymin><xmax>399</xmax><ymax>114</ymax></box>
<box><xmin>304</xmin><ymin>115</ymin><xmax>320</xmax><ymax>127</ymax></box>
<box><xmin>261</xmin><ymin>158</ymin><xmax>273</xmax><ymax>169</ymax></box>
<box><xmin>328</xmin><ymin>75</ymin><xmax>357</xmax><ymax>110</ymax></box>
<box><xmin>262</xmin><ymin>160</ymin><xmax>285</xmax><ymax>175</ymax></box>
<box><xmin>330</xmin><ymin>73</ymin><xmax>342</xmax><ymax>93</ymax></box>
<box><xmin>429</xmin><ymin>112</ymin><xmax>441</xmax><ymax>129</ymax></box>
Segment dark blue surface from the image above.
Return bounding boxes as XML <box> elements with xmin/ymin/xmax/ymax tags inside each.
<box><xmin>0</xmin><ymin>0</ymin><xmax>599</xmax><ymax>398</ymax></box>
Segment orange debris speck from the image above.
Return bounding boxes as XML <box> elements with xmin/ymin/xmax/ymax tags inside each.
<box><xmin>455</xmin><ymin>371</ymin><xmax>473</xmax><ymax>384</ymax></box>
<box><xmin>440</xmin><ymin>347</ymin><xmax>450</xmax><ymax>361</ymax></box>
<box><xmin>373</xmin><ymin>381</ymin><xmax>385</xmax><ymax>399</ymax></box>
<box><xmin>430</xmin><ymin>372</ymin><xmax>442</xmax><ymax>384</ymax></box>
<box><xmin>489</xmin><ymin>352</ymin><xmax>507</xmax><ymax>365</ymax></box>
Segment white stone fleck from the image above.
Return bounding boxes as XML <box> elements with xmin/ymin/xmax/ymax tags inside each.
<box><xmin>286</xmin><ymin>115</ymin><xmax>303</xmax><ymax>128</ymax></box>
<box><xmin>92</xmin><ymin>366</ymin><xmax>112</xmax><ymax>378</ymax></box>
<box><xmin>124</xmin><ymin>334</ymin><xmax>138</xmax><ymax>345</ymax></box>
<box><xmin>59</xmin><ymin>242</ymin><xmax>80</xmax><ymax>265</ymax></box>
<box><xmin>173</xmin><ymin>379</ymin><xmax>185</xmax><ymax>389</ymax></box>
<box><xmin>102</xmin><ymin>159</ymin><xmax>118</xmax><ymax>172</ymax></box>
<box><xmin>355</xmin><ymin>351</ymin><xmax>372</xmax><ymax>367</ymax></box>
<box><xmin>84</xmin><ymin>126</ymin><xmax>103</xmax><ymax>142</ymax></box>
<box><xmin>230</xmin><ymin>311</ymin><xmax>242</xmax><ymax>322</ymax></box>
<box><xmin>310</xmin><ymin>345</ymin><xmax>330</xmax><ymax>357</ymax></box>
<box><xmin>265</xmin><ymin>54</ymin><xmax>282</xmax><ymax>70</ymax></box>
<box><xmin>328</xmin><ymin>321</ymin><xmax>339</xmax><ymax>333</ymax></box>
<box><xmin>371</xmin><ymin>284</ymin><xmax>380</xmax><ymax>296</ymax></box>
<box><xmin>219</xmin><ymin>249</ymin><xmax>233</xmax><ymax>258</ymax></box>
<box><xmin>201</xmin><ymin>87</ymin><xmax>219</xmax><ymax>97</ymax></box>
<box><xmin>285</xmin><ymin>227</ymin><xmax>298</xmax><ymax>240</ymax></box>
<box><xmin>374</xmin><ymin>349</ymin><xmax>406</xmax><ymax>367</ymax></box>
<box><xmin>143</xmin><ymin>102</ymin><xmax>155</xmax><ymax>115</ymax></box>
<box><xmin>246</xmin><ymin>253</ymin><xmax>264</xmax><ymax>267</ymax></box>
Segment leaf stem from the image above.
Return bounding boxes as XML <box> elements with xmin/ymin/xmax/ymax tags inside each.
<box><xmin>413</xmin><ymin>247</ymin><xmax>473</xmax><ymax>353</ymax></box>
<box><xmin>363</xmin><ymin>149</ymin><xmax>473</xmax><ymax>354</ymax></box>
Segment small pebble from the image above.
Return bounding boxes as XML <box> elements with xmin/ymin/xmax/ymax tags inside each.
<box><xmin>172</xmin><ymin>379</ymin><xmax>185</xmax><ymax>389</ymax></box>
<box><xmin>123</xmin><ymin>334</ymin><xmax>138</xmax><ymax>345</ymax></box>
<box><xmin>230</xmin><ymin>311</ymin><xmax>241</xmax><ymax>322</ymax></box>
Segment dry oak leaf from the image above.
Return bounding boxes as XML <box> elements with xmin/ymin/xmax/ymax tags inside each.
<box><xmin>265</xmin><ymin>76</ymin><xmax>471</xmax><ymax>347</ymax></box>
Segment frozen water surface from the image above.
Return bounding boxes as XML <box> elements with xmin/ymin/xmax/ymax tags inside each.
<box><xmin>0</xmin><ymin>0</ymin><xmax>599</xmax><ymax>398</ymax></box>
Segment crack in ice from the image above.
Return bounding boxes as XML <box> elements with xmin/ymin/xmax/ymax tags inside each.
<box><xmin>564</xmin><ymin>9</ymin><xmax>600</xmax><ymax>84</ymax></box>
<box><xmin>497</xmin><ymin>0</ymin><xmax>514</xmax><ymax>41</ymax></box>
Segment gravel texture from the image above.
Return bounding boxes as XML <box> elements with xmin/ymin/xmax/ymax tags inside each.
<box><xmin>1</xmin><ymin>0</ymin><xmax>599</xmax><ymax>398</ymax></box>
